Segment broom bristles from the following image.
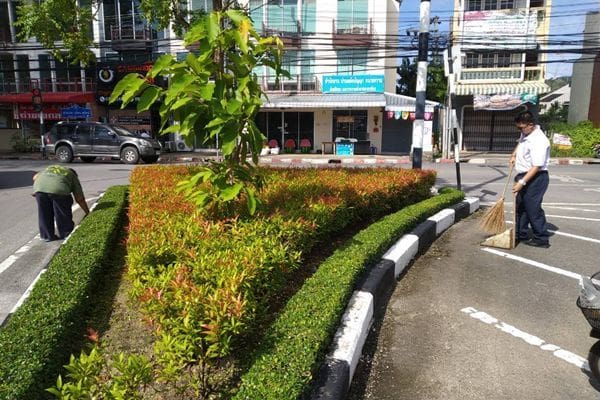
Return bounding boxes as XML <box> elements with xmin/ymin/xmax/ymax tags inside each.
<box><xmin>480</xmin><ymin>196</ymin><xmax>507</xmax><ymax>234</ymax></box>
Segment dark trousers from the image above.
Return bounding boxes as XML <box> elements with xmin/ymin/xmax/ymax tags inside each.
<box><xmin>515</xmin><ymin>171</ymin><xmax>549</xmax><ymax>243</ymax></box>
<box><xmin>35</xmin><ymin>192</ymin><xmax>74</xmax><ymax>240</ymax></box>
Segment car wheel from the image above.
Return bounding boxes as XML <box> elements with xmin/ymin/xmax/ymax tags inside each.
<box><xmin>56</xmin><ymin>145</ymin><xmax>74</xmax><ymax>163</ymax></box>
<box><xmin>80</xmin><ymin>156</ymin><xmax>96</xmax><ymax>163</ymax></box>
<box><xmin>120</xmin><ymin>146</ymin><xmax>140</xmax><ymax>164</ymax></box>
<box><xmin>141</xmin><ymin>155</ymin><xmax>159</xmax><ymax>164</ymax></box>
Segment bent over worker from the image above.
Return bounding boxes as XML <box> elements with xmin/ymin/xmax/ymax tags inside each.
<box><xmin>33</xmin><ymin>165</ymin><xmax>90</xmax><ymax>242</ymax></box>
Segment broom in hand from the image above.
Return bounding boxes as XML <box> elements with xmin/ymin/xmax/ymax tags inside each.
<box><xmin>480</xmin><ymin>162</ymin><xmax>515</xmax><ymax>234</ymax></box>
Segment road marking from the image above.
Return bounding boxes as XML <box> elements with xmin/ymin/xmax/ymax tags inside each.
<box><xmin>545</xmin><ymin>214</ymin><xmax>600</xmax><ymax>222</ymax></box>
<box><xmin>461</xmin><ymin>307</ymin><xmax>589</xmax><ymax>372</ymax></box>
<box><xmin>552</xmin><ymin>175</ymin><xmax>585</xmax><ymax>183</ymax></box>
<box><xmin>481</xmin><ymin>248</ymin><xmax>582</xmax><ymax>281</ymax></box>
<box><xmin>543</xmin><ymin>206</ymin><xmax>600</xmax><ymax>213</ymax></box>
<box><xmin>584</xmin><ymin>188</ymin><xmax>600</xmax><ymax>193</ymax></box>
<box><xmin>504</xmin><ymin>221</ymin><xmax>600</xmax><ymax>244</ymax></box>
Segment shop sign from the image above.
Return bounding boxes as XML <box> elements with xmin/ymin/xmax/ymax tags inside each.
<box><xmin>117</xmin><ymin>115</ymin><xmax>151</xmax><ymax>125</ymax></box>
<box><xmin>61</xmin><ymin>105</ymin><xmax>91</xmax><ymax>119</ymax></box>
<box><xmin>15</xmin><ymin>105</ymin><xmax>62</xmax><ymax>120</ymax></box>
<box><xmin>322</xmin><ymin>75</ymin><xmax>384</xmax><ymax>94</ymax></box>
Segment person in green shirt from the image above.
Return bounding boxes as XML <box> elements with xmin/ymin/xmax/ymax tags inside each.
<box><xmin>33</xmin><ymin>165</ymin><xmax>90</xmax><ymax>241</ymax></box>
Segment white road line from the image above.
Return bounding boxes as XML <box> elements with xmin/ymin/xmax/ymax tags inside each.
<box><xmin>461</xmin><ymin>307</ymin><xmax>589</xmax><ymax>372</ymax></box>
<box><xmin>504</xmin><ymin>221</ymin><xmax>600</xmax><ymax>244</ymax></box>
<box><xmin>543</xmin><ymin>206</ymin><xmax>600</xmax><ymax>213</ymax></box>
<box><xmin>481</xmin><ymin>248</ymin><xmax>582</xmax><ymax>281</ymax></box>
<box><xmin>545</xmin><ymin>214</ymin><xmax>600</xmax><ymax>222</ymax></box>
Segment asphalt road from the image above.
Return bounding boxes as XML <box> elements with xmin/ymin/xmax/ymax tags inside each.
<box><xmin>1</xmin><ymin>157</ymin><xmax>599</xmax><ymax>354</ymax></box>
<box><xmin>350</xmin><ymin>165</ymin><xmax>600</xmax><ymax>399</ymax></box>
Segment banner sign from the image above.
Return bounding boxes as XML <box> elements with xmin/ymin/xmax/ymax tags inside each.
<box><xmin>322</xmin><ymin>75</ymin><xmax>384</xmax><ymax>94</ymax></box>
<box><xmin>15</xmin><ymin>105</ymin><xmax>62</xmax><ymax>120</ymax></box>
<box><xmin>462</xmin><ymin>10</ymin><xmax>538</xmax><ymax>50</ymax></box>
<box><xmin>474</xmin><ymin>93</ymin><xmax>538</xmax><ymax>110</ymax></box>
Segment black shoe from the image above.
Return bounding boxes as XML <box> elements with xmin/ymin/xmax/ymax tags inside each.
<box><xmin>523</xmin><ymin>239</ymin><xmax>550</xmax><ymax>248</ymax></box>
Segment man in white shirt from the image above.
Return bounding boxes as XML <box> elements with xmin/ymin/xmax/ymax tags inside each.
<box><xmin>510</xmin><ymin>111</ymin><xmax>550</xmax><ymax>248</ymax></box>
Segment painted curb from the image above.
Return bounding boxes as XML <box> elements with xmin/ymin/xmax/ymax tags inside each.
<box><xmin>311</xmin><ymin>197</ymin><xmax>480</xmax><ymax>400</ymax></box>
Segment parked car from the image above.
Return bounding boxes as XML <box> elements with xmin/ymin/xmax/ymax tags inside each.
<box><xmin>44</xmin><ymin>121</ymin><xmax>161</xmax><ymax>164</ymax></box>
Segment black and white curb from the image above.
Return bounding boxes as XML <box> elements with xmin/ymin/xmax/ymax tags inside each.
<box><xmin>312</xmin><ymin>197</ymin><xmax>480</xmax><ymax>400</ymax></box>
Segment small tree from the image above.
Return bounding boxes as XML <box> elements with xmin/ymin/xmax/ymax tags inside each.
<box><xmin>110</xmin><ymin>8</ymin><xmax>286</xmax><ymax>216</ymax></box>
<box><xmin>396</xmin><ymin>57</ymin><xmax>447</xmax><ymax>104</ymax></box>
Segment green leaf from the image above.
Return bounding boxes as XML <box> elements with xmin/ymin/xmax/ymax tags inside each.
<box><xmin>109</xmin><ymin>73</ymin><xmax>141</xmax><ymax>104</ymax></box>
<box><xmin>137</xmin><ymin>86</ymin><xmax>161</xmax><ymax>112</ymax></box>
<box><xmin>207</xmin><ymin>12</ymin><xmax>221</xmax><ymax>43</ymax></box>
<box><xmin>149</xmin><ymin>54</ymin><xmax>174</xmax><ymax>78</ymax></box>
<box><xmin>218</xmin><ymin>182</ymin><xmax>243</xmax><ymax>201</ymax></box>
<box><xmin>199</xmin><ymin>82</ymin><xmax>216</xmax><ymax>101</ymax></box>
<box><xmin>186</xmin><ymin>53</ymin><xmax>203</xmax><ymax>75</ymax></box>
<box><xmin>225</xmin><ymin>9</ymin><xmax>246</xmax><ymax>25</ymax></box>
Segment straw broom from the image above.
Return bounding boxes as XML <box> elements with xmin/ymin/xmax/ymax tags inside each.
<box><xmin>480</xmin><ymin>162</ymin><xmax>515</xmax><ymax>234</ymax></box>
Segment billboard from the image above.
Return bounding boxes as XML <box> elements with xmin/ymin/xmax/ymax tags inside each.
<box><xmin>462</xmin><ymin>10</ymin><xmax>539</xmax><ymax>50</ymax></box>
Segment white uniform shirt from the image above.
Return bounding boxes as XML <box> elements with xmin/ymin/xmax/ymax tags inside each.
<box><xmin>515</xmin><ymin>125</ymin><xmax>550</xmax><ymax>174</ymax></box>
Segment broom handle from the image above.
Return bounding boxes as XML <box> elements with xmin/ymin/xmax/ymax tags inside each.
<box><xmin>500</xmin><ymin>161</ymin><xmax>515</xmax><ymax>200</ymax></box>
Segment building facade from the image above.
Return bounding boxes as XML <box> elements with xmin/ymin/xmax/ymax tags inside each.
<box><xmin>449</xmin><ymin>0</ymin><xmax>552</xmax><ymax>153</ymax></box>
<box><xmin>0</xmin><ymin>0</ymin><xmax>437</xmax><ymax>154</ymax></box>
<box><xmin>568</xmin><ymin>11</ymin><xmax>600</xmax><ymax>127</ymax></box>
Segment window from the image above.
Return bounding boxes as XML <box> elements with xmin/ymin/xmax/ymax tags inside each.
<box><xmin>467</xmin><ymin>0</ymin><xmax>481</xmax><ymax>11</ymax></box>
<box><xmin>484</xmin><ymin>0</ymin><xmax>497</xmax><ymax>10</ymax></box>
<box><xmin>500</xmin><ymin>0</ymin><xmax>514</xmax><ymax>9</ymax></box>
<box><xmin>337</xmin><ymin>0</ymin><xmax>368</xmax><ymax>33</ymax></box>
<box><xmin>481</xmin><ymin>53</ymin><xmax>494</xmax><ymax>67</ymax></box>
<box><xmin>337</xmin><ymin>48</ymin><xmax>368</xmax><ymax>74</ymax></box>
<box><xmin>332</xmin><ymin>110</ymin><xmax>367</xmax><ymax>141</ymax></box>
<box><xmin>302</xmin><ymin>0</ymin><xmax>316</xmax><ymax>34</ymax></box>
<box><xmin>94</xmin><ymin>126</ymin><xmax>113</xmax><ymax>139</ymax></box>
<box><xmin>530</xmin><ymin>0</ymin><xmax>544</xmax><ymax>7</ymax></box>
<box><xmin>466</xmin><ymin>53</ymin><xmax>479</xmax><ymax>68</ymax></box>
<box><xmin>76</xmin><ymin>125</ymin><xmax>93</xmax><ymax>138</ymax></box>
<box><xmin>497</xmin><ymin>52</ymin><xmax>511</xmax><ymax>67</ymax></box>
<box><xmin>267</xmin><ymin>0</ymin><xmax>298</xmax><ymax>34</ymax></box>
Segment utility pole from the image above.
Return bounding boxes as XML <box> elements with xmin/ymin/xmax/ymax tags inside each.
<box><xmin>411</xmin><ymin>0</ymin><xmax>430</xmax><ymax>169</ymax></box>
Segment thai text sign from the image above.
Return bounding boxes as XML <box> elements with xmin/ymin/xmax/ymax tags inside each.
<box><xmin>322</xmin><ymin>75</ymin><xmax>384</xmax><ymax>94</ymax></box>
<box><xmin>61</xmin><ymin>105</ymin><xmax>91</xmax><ymax>119</ymax></box>
<box><xmin>462</xmin><ymin>10</ymin><xmax>538</xmax><ymax>50</ymax></box>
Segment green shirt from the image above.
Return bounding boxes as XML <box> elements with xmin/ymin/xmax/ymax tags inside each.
<box><xmin>33</xmin><ymin>165</ymin><xmax>83</xmax><ymax>197</ymax></box>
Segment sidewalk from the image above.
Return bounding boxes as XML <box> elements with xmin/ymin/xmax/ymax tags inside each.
<box><xmin>1</xmin><ymin>150</ymin><xmax>599</xmax><ymax>166</ymax></box>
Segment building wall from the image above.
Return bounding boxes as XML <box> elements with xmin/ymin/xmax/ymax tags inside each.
<box><xmin>568</xmin><ymin>11</ymin><xmax>600</xmax><ymax>125</ymax></box>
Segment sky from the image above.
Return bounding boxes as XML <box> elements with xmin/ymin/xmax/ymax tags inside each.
<box><xmin>398</xmin><ymin>0</ymin><xmax>596</xmax><ymax>78</ymax></box>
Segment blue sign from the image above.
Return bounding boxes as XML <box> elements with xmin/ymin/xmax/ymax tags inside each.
<box><xmin>335</xmin><ymin>143</ymin><xmax>354</xmax><ymax>156</ymax></box>
<box><xmin>61</xmin><ymin>105</ymin><xmax>91</xmax><ymax>119</ymax></box>
<box><xmin>322</xmin><ymin>75</ymin><xmax>384</xmax><ymax>94</ymax></box>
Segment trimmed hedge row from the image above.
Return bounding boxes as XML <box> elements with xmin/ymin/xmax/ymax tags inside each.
<box><xmin>0</xmin><ymin>186</ymin><xmax>129</xmax><ymax>400</ymax></box>
<box><xmin>234</xmin><ymin>187</ymin><xmax>465</xmax><ymax>399</ymax></box>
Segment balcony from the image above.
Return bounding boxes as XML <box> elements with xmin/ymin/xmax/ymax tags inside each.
<box><xmin>263</xmin><ymin>21</ymin><xmax>302</xmax><ymax>47</ymax></box>
<box><xmin>259</xmin><ymin>75</ymin><xmax>320</xmax><ymax>93</ymax></box>
<box><xmin>0</xmin><ymin>78</ymin><xmax>95</xmax><ymax>95</ymax></box>
<box><xmin>459</xmin><ymin>66</ymin><xmax>544</xmax><ymax>83</ymax></box>
<box><xmin>109</xmin><ymin>25</ymin><xmax>154</xmax><ymax>51</ymax></box>
<box><xmin>332</xmin><ymin>18</ymin><xmax>373</xmax><ymax>47</ymax></box>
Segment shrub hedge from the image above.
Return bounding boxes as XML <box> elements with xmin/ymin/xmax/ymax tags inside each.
<box><xmin>233</xmin><ymin>187</ymin><xmax>465</xmax><ymax>399</ymax></box>
<box><xmin>0</xmin><ymin>186</ymin><xmax>129</xmax><ymax>400</ymax></box>
<box><xmin>547</xmin><ymin>121</ymin><xmax>600</xmax><ymax>158</ymax></box>
<box><xmin>126</xmin><ymin>166</ymin><xmax>437</xmax><ymax>376</ymax></box>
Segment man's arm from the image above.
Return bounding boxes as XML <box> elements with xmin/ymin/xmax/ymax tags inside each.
<box><xmin>74</xmin><ymin>193</ymin><xmax>90</xmax><ymax>215</ymax></box>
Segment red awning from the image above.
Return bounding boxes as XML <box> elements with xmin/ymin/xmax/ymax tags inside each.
<box><xmin>0</xmin><ymin>92</ymin><xmax>95</xmax><ymax>104</ymax></box>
